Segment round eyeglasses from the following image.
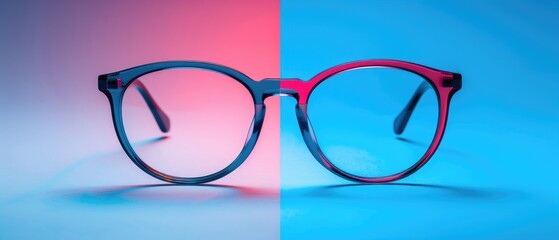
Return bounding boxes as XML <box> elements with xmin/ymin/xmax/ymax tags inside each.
<box><xmin>98</xmin><ymin>60</ymin><xmax>462</xmax><ymax>184</ymax></box>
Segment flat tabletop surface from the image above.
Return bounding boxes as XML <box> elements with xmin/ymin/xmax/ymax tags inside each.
<box><xmin>1</xmin><ymin>1</ymin><xmax>558</xmax><ymax>239</ymax></box>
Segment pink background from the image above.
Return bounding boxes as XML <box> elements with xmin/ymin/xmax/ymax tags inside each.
<box><xmin>0</xmin><ymin>1</ymin><xmax>280</xmax><ymax>239</ymax></box>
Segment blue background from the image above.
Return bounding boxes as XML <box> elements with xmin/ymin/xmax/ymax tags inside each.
<box><xmin>280</xmin><ymin>0</ymin><xmax>559</xmax><ymax>239</ymax></box>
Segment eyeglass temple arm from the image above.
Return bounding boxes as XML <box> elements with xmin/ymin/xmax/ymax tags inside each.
<box><xmin>129</xmin><ymin>79</ymin><xmax>171</xmax><ymax>133</ymax></box>
<box><xmin>393</xmin><ymin>81</ymin><xmax>430</xmax><ymax>135</ymax></box>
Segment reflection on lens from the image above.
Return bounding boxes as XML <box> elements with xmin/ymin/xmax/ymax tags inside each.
<box><xmin>307</xmin><ymin>67</ymin><xmax>439</xmax><ymax>178</ymax></box>
<box><xmin>122</xmin><ymin>69</ymin><xmax>254</xmax><ymax>178</ymax></box>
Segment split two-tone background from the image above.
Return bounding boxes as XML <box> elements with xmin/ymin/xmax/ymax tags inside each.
<box><xmin>1</xmin><ymin>0</ymin><xmax>557</xmax><ymax>239</ymax></box>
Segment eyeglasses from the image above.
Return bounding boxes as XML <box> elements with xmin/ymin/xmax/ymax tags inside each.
<box><xmin>98</xmin><ymin>60</ymin><xmax>461</xmax><ymax>184</ymax></box>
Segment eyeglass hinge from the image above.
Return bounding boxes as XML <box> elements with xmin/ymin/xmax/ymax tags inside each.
<box><xmin>442</xmin><ymin>73</ymin><xmax>462</xmax><ymax>90</ymax></box>
<box><xmin>98</xmin><ymin>73</ymin><xmax>122</xmax><ymax>90</ymax></box>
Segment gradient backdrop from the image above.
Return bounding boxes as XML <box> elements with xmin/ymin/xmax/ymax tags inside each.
<box><xmin>0</xmin><ymin>1</ymin><xmax>280</xmax><ymax>239</ymax></box>
<box><xmin>1</xmin><ymin>0</ymin><xmax>558</xmax><ymax>239</ymax></box>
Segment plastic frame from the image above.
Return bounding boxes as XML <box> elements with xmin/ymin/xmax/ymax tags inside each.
<box><xmin>99</xmin><ymin>60</ymin><xmax>462</xmax><ymax>184</ymax></box>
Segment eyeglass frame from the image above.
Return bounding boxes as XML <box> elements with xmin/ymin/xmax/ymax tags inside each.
<box><xmin>98</xmin><ymin>59</ymin><xmax>462</xmax><ymax>184</ymax></box>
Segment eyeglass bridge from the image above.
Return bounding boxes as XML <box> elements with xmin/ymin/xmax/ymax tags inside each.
<box><xmin>260</xmin><ymin>78</ymin><xmax>315</xmax><ymax>102</ymax></box>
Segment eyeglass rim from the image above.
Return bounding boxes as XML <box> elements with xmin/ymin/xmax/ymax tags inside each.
<box><xmin>98</xmin><ymin>59</ymin><xmax>461</xmax><ymax>184</ymax></box>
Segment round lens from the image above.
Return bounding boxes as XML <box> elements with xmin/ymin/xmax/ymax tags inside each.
<box><xmin>307</xmin><ymin>67</ymin><xmax>439</xmax><ymax>178</ymax></box>
<box><xmin>122</xmin><ymin>68</ymin><xmax>254</xmax><ymax>178</ymax></box>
